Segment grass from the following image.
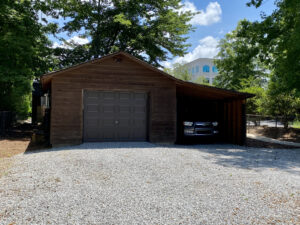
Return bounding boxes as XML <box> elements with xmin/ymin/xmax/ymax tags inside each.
<box><xmin>291</xmin><ymin>120</ymin><xmax>300</xmax><ymax>129</ymax></box>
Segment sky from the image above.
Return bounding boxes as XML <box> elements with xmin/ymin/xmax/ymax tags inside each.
<box><xmin>162</xmin><ymin>0</ymin><xmax>277</xmax><ymax>67</ymax></box>
<box><xmin>50</xmin><ymin>0</ymin><xmax>277</xmax><ymax>67</ymax></box>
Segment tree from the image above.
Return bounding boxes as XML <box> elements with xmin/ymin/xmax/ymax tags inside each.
<box><xmin>0</xmin><ymin>0</ymin><xmax>52</xmax><ymax>118</ymax></box>
<box><xmin>214</xmin><ymin>0</ymin><xmax>300</xmax><ymax>118</ymax></box>
<box><xmin>165</xmin><ymin>62</ymin><xmax>214</xmax><ymax>85</ymax></box>
<box><xmin>240</xmin><ymin>0</ymin><xmax>300</xmax><ymax>96</ymax></box>
<box><xmin>213</xmin><ymin>21</ymin><xmax>268</xmax><ymax>115</ymax></box>
<box><xmin>263</xmin><ymin>89</ymin><xmax>300</xmax><ymax>129</ymax></box>
<box><xmin>242</xmin><ymin>0</ymin><xmax>300</xmax><ymax>123</ymax></box>
<box><xmin>193</xmin><ymin>76</ymin><xmax>210</xmax><ymax>85</ymax></box>
<box><xmin>164</xmin><ymin>62</ymin><xmax>191</xmax><ymax>81</ymax></box>
<box><xmin>241</xmin><ymin>87</ymin><xmax>266</xmax><ymax>114</ymax></box>
<box><xmin>45</xmin><ymin>0</ymin><xmax>195</xmax><ymax>67</ymax></box>
<box><xmin>214</xmin><ymin>21</ymin><xmax>268</xmax><ymax>91</ymax></box>
<box><xmin>52</xmin><ymin>44</ymin><xmax>90</xmax><ymax>69</ymax></box>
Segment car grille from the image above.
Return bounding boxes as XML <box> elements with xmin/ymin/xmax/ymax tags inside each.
<box><xmin>195</xmin><ymin>130</ymin><xmax>213</xmax><ymax>135</ymax></box>
<box><xmin>194</xmin><ymin>122</ymin><xmax>213</xmax><ymax>128</ymax></box>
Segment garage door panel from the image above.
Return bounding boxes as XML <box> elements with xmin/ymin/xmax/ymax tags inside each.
<box><xmin>118</xmin><ymin>118</ymin><xmax>131</xmax><ymax>126</ymax></box>
<box><xmin>102</xmin><ymin>130</ymin><xmax>116</xmax><ymax>139</ymax></box>
<box><xmin>134</xmin><ymin>106</ymin><xmax>146</xmax><ymax>113</ymax></box>
<box><xmin>86</xmin><ymin>128</ymin><xmax>99</xmax><ymax>138</ymax></box>
<box><xmin>119</xmin><ymin>92</ymin><xmax>131</xmax><ymax>100</ymax></box>
<box><xmin>103</xmin><ymin>92</ymin><xmax>115</xmax><ymax>99</ymax></box>
<box><xmin>85</xmin><ymin>105</ymin><xmax>98</xmax><ymax>112</ymax></box>
<box><xmin>133</xmin><ymin>121</ymin><xmax>147</xmax><ymax>129</ymax></box>
<box><xmin>102</xmin><ymin>105</ymin><xmax>115</xmax><ymax>113</ymax></box>
<box><xmin>86</xmin><ymin>97</ymin><xmax>99</xmax><ymax>103</ymax></box>
<box><xmin>133</xmin><ymin>130</ymin><xmax>146</xmax><ymax>140</ymax></box>
<box><xmin>84</xmin><ymin>90</ymin><xmax>147</xmax><ymax>142</ymax></box>
<box><xmin>85</xmin><ymin>112</ymin><xmax>99</xmax><ymax>118</ymax></box>
<box><xmin>101</xmin><ymin>118</ymin><xmax>114</xmax><ymax>126</ymax></box>
<box><xmin>86</xmin><ymin>118</ymin><xmax>98</xmax><ymax>126</ymax></box>
<box><xmin>134</xmin><ymin>93</ymin><xmax>146</xmax><ymax>99</ymax></box>
<box><xmin>117</xmin><ymin>130</ymin><xmax>131</xmax><ymax>140</ymax></box>
<box><xmin>119</xmin><ymin>105</ymin><xmax>131</xmax><ymax>113</ymax></box>
<box><xmin>86</xmin><ymin>92</ymin><xmax>98</xmax><ymax>98</ymax></box>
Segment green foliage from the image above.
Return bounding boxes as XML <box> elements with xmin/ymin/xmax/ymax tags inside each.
<box><xmin>164</xmin><ymin>62</ymin><xmax>212</xmax><ymax>86</ymax></box>
<box><xmin>239</xmin><ymin>0</ymin><xmax>300</xmax><ymax>96</ymax></box>
<box><xmin>194</xmin><ymin>76</ymin><xmax>210</xmax><ymax>85</ymax></box>
<box><xmin>0</xmin><ymin>0</ymin><xmax>52</xmax><ymax>119</ymax></box>
<box><xmin>291</xmin><ymin>120</ymin><xmax>300</xmax><ymax>129</ymax></box>
<box><xmin>215</xmin><ymin>0</ymin><xmax>300</xmax><ymax>119</ymax></box>
<box><xmin>263</xmin><ymin>89</ymin><xmax>300</xmax><ymax>129</ymax></box>
<box><xmin>240</xmin><ymin>85</ymin><xmax>266</xmax><ymax>115</ymax></box>
<box><xmin>214</xmin><ymin>21</ymin><xmax>268</xmax><ymax>91</ymax></box>
<box><xmin>45</xmin><ymin>0</ymin><xmax>195</xmax><ymax>67</ymax></box>
<box><xmin>52</xmin><ymin>45</ymin><xmax>91</xmax><ymax>69</ymax></box>
<box><xmin>164</xmin><ymin>62</ymin><xmax>191</xmax><ymax>81</ymax></box>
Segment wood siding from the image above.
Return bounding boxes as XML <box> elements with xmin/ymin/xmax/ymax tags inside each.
<box><xmin>50</xmin><ymin>56</ymin><xmax>176</xmax><ymax>146</ymax></box>
<box><xmin>221</xmin><ymin>99</ymin><xmax>246</xmax><ymax>145</ymax></box>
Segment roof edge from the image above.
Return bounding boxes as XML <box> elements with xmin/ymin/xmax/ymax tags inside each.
<box><xmin>40</xmin><ymin>51</ymin><xmax>253</xmax><ymax>99</ymax></box>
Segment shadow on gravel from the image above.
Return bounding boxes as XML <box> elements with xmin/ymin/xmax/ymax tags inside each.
<box><xmin>24</xmin><ymin>142</ymin><xmax>159</xmax><ymax>154</ymax></box>
<box><xmin>25</xmin><ymin>142</ymin><xmax>300</xmax><ymax>174</ymax></box>
<box><xmin>190</xmin><ymin>145</ymin><xmax>300</xmax><ymax>174</ymax></box>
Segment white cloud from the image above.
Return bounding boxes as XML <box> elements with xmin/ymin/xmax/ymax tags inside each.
<box><xmin>81</xmin><ymin>0</ymin><xmax>114</xmax><ymax>8</ymax></box>
<box><xmin>180</xmin><ymin>1</ymin><xmax>222</xmax><ymax>26</ymax></box>
<box><xmin>68</xmin><ymin>36</ymin><xmax>89</xmax><ymax>45</ymax></box>
<box><xmin>161</xmin><ymin>61</ymin><xmax>172</xmax><ymax>68</ymax></box>
<box><xmin>52</xmin><ymin>36</ymin><xmax>89</xmax><ymax>49</ymax></box>
<box><xmin>163</xmin><ymin>36</ymin><xmax>219</xmax><ymax>67</ymax></box>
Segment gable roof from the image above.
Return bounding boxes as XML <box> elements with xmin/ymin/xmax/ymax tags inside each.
<box><xmin>41</xmin><ymin>51</ymin><xmax>253</xmax><ymax>99</ymax></box>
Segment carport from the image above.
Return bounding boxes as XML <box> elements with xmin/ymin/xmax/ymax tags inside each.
<box><xmin>176</xmin><ymin>82</ymin><xmax>252</xmax><ymax>145</ymax></box>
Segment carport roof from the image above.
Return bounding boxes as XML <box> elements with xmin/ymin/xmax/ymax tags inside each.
<box><xmin>41</xmin><ymin>51</ymin><xmax>254</xmax><ymax>100</ymax></box>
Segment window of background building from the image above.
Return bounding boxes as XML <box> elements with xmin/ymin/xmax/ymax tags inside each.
<box><xmin>203</xmin><ymin>65</ymin><xmax>210</xmax><ymax>73</ymax></box>
<box><xmin>212</xmin><ymin>66</ymin><xmax>218</xmax><ymax>73</ymax></box>
<box><xmin>204</xmin><ymin>77</ymin><xmax>210</xmax><ymax>83</ymax></box>
<box><xmin>195</xmin><ymin>65</ymin><xmax>199</xmax><ymax>73</ymax></box>
<box><xmin>192</xmin><ymin>67</ymin><xmax>195</xmax><ymax>75</ymax></box>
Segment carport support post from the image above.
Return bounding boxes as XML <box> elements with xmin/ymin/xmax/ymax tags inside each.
<box><xmin>241</xmin><ymin>100</ymin><xmax>247</xmax><ymax>145</ymax></box>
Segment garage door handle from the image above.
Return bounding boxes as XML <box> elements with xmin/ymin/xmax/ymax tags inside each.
<box><xmin>115</xmin><ymin>120</ymin><xmax>119</xmax><ymax>124</ymax></box>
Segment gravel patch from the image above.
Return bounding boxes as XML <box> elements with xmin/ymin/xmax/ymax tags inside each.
<box><xmin>0</xmin><ymin>143</ymin><xmax>299</xmax><ymax>224</ymax></box>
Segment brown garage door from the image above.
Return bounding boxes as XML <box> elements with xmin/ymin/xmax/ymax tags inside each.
<box><xmin>83</xmin><ymin>90</ymin><xmax>148</xmax><ymax>142</ymax></box>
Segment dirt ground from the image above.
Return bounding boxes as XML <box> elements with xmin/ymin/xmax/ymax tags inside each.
<box><xmin>0</xmin><ymin>123</ymin><xmax>32</xmax><ymax>158</ymax></box>
<box><xmin>0</xmin><ymin>138</ymin><xmax>30</xmax><ymax>158</ymax></box>
<box><xmin>0</xmin><ymin>138</ymin><xmax>31</xmax><ymax>178</ymax></box>
<box><xmin>247</xmin><ymin>126</ymin><xmax>300</xmax><ymax>143</ymax></box>
<box><xmin>0</xmin><ymin>123</ymin><xmax>49</xmax><ymax>159</ymax></box>
<box><xmin>0</xmin><ymin>123</ymin><xmax>46</xmax><ymax>177</ymax></box>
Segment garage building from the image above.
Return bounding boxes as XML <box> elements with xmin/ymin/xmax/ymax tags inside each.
<box><xmin>41</xmin><ymin>52</ymin><xmax>253</xmax><ymax>147</ymax></box>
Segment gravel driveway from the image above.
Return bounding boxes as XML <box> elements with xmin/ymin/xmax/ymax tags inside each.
<box><xmin>0</xmin><ymin>143</ymin><xmax>299</xmax><ymax>224</ymax></box>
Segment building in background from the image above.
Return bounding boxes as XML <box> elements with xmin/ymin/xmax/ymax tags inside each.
<box><xmin>184</xmin><ymin>58</ymin><xmax>218</xmax><ymax>85</ymax></box>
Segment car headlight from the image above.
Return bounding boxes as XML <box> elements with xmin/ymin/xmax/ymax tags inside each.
<box><xmin>212</xmin><ymin>121</ymin><xmax>218</xmax><ymax>126</ymax></box>
<box><xmin>184</xmin><ymin>129</ymin><xmax>194</xmax><ymax>134</ymax></box>
<box><xmin>183</xmin><ymin>121</ymin><xmax>193</xmax><ymax>126</ymax></box>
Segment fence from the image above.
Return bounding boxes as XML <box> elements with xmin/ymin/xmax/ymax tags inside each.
<box><xmin>246</xmin><ymin>114</ymin><xmax>283</xmax><ymax>128</ymax></box>
<box><xmin>0</xmin><ymin>111</ymin><xmax>13</xmax><ymax>136</ymax></box>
